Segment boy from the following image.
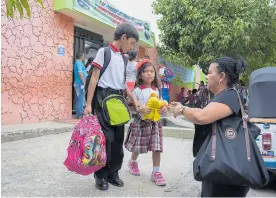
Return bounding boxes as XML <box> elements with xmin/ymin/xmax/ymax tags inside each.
<box><xmin>83</xmin><ymin>23</ymin><xmax>139</xmax><ymax>191</ymax></box>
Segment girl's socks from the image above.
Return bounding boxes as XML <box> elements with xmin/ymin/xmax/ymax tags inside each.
<box><xmin>130</xmin><ymin>158</ymin><xmax>137</xmax><ymax>163</ymax></box>
<box><xmin>153</xmin><ymin>166</ymin><xmax>160</xmax><ymax>173</ymax></box>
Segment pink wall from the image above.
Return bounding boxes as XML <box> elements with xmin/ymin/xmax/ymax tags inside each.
<box><xmin>1</xmin><ymin>0</ymin><xmax>74</xmax><ymax>124</ymax></box>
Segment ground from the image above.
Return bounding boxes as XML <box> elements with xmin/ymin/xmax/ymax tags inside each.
<box><xmin>1</xmin><ymin>132</ymin><xmax>276</xmax><ymax>197</ymax></box>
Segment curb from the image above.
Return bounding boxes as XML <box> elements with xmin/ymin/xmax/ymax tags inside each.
<box><xmin>1</xmin><ymin>124</ymin><xmax>195</xmax><ymax>143</ymax></box>
<box><xmin>1</xmin><ymin>127</ymin><xmax>74</xmax><ymax>143</ymax></box>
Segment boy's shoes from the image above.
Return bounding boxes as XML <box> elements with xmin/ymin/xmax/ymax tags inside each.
<box><xmin>151</xmin><ymin>172</ymin><xmax>166</xmax><ymax>186</ymax></box>
<box><xmin>128</xmin><ymin>160</ymin><xmax>141</xmax><ymax>176</ymax></box>
<box><xmin>107</xmin><ymin>177</ymin><xmax>124</xmax><ymax>187</ymax></box>
<box><xmin>94</xmin><ymin>175</ymin><xmax>108</xmax><ymax>191</ymax></box>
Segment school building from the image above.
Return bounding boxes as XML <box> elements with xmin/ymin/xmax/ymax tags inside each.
<box><xmin>1</xmin><ymin>0</ymin><xmax>158</xmax><ymax>125</ymax></box>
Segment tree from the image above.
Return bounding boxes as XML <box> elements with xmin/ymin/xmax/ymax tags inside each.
<box><xmin>153</xmin><ymin>0</ymin><xmax>276</xmax><ymax>81</ymax></box>
<box><xmin>6</xmin><ymin>0</ymin><xmax>44</xmax><ymax>18</ymax></box>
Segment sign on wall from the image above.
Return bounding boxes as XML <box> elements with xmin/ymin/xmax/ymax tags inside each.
<box><xmin>158</xmin><ymin>57</ymin><xmax>195</xmax><ymax>88</ymax></box>
<box><xmin>74</xmin><ymin>0</ymin><xmax>153</xmax><ymax>46</ymax></box>
<box><xmin>58</xmin><ymin>45</ymin><xmax>65</xmax><ymax>56</ymax></box>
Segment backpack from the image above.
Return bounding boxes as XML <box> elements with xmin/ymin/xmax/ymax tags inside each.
<box><xmin>161</xmin><ymin>67</ymin><xmax>174</xmax><ymax>83</ymax></box>
<box><xmin>64</xmin><ymin>115</ymin><xmax>107</xmax><ymax>176</ymax></box>
<box><xmin>85</xmin><ymin>47</ymin><xmax>128</xmax><ymax>114</ymax></box>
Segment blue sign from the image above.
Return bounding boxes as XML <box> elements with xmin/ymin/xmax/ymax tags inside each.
<box><xmin>58</xmin><ymin>45</ymin><xmax>65</xmax><ymax>56</ymax></box>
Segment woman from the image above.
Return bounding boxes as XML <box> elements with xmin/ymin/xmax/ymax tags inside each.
<box><xmin>171</xmin><ymin>57</ymin><xmax>249</xmax><ymax>197</ymax></box>
<box><xmin>85</xmin><ymin>57</ymin><xmax>94</xmax><ymax>72</ymax></box>
<box><xmin>126</xmin><ymin>50</ymin><xmax>138</xmax><ymax>91</ymax></box>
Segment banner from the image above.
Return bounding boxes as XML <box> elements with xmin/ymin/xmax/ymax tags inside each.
<box><xmin>74</xmin><ymin>0</ymin><xmax>153</xmax><ymax>46</ymax></box>
<box><xmin>158</xmin><ymin>57</ymin><xmax>195</xmax><ymax>88</ymax></box>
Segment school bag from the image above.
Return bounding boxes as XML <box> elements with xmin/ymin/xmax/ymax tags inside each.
<box><xmin>64</xmin><ymin>115</ymin><xmax>107</xmax><ymax>176</ymax></box>
<box><xmin>85</xmin><ymin>47</ymin><xmax>128</xmax><ymax>114</ymax></box>
<box><xmin>161</xmin><ymin>67</ymin><xmax>174</xmax><ymax>83</ymax></box>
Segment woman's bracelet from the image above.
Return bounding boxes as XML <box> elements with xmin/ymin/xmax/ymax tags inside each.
<box><xmin>180</xmin><ymin>106</ymin><xmax>186</xmax><ymax>115</ymax></box>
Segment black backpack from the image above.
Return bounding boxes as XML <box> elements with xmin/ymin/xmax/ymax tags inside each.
<box><xmin>85</xmin><ymin>47</ymin><xmax>128</xmax><ymax>113</ymax></box>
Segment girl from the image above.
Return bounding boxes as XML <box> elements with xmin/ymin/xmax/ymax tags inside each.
<box><xmin>124</xmin><ymin>59</ymin><xmax>167</xmax><ymax>186</ymax></box>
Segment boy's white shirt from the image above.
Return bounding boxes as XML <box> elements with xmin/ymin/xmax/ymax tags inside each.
<box><xmin>92</xmin><ymin>44</ymin><xmax>126</xmax><ymax>90</ymax></box>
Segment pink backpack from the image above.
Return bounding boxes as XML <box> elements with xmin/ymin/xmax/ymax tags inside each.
<box><xmin>64</xmin><ymin>115</ymin><xmax>107</xmax><ymax>176</ymax></box>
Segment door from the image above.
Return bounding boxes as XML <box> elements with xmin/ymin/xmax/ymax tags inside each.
<box><xmin>72</xmin><ymin>27</ymin><xmax>104</xmax><ymax>114</ymax></box>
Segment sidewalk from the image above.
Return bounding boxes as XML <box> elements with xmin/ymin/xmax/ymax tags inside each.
<box><xmin>1</xmin><ymin>132</ymin><xmax>268</xmax><ymax>197</ymax></box>
<box><xmin>1</xmin><ymin>132</ymin><xmax>199</xmax><ymax>197</ymax></box>
<box><xmin>1</xmin><ymin>116</ymin><xmax>195</xmax><ymax>143</ymax></box>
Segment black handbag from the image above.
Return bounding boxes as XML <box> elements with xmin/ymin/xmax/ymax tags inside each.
<box><xmin>193</xmin><ymin>89</ymin><xmax>269</xmax><ymax>187</ymax></box>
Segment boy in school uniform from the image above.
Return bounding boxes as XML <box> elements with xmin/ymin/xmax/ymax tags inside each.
<box><xmin>83</xmin><ymin>23</ymin><xmax>139</xmax><ymax>191</ymax></box>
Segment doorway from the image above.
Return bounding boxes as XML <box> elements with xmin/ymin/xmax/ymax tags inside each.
<box><xmin>72</xmin><ymin>26</ymin><xmax>104</xmax><ymax>114</ymax></box>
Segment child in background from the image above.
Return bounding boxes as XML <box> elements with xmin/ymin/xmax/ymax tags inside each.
<box><xmin>126</xmin><ymin>50</ymin><xmax>138</xmax><ymax>91</ymax></box>
<box><xmin>124</xmin><ymin>60</ymin><xmax>167</xmax><ymax>186</ymax></box>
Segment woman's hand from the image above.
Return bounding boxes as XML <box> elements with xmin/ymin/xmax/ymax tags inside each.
<box><xmin>138</xmin><ymin>105</ymin><xmax>151</xmax><ymax>114</ymax></box>
<box><xmin>170</xmin><ymin>102</ymin><xmax>184</xmax><ymax>118</ymax></box>
<box><xmin>160</xmin><ymin>106</ymin><xmax>168</xmax><ymax>114</ymax></box>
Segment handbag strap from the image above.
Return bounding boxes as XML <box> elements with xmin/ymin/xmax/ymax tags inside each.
<box><xmin>211</xmin><ymin>124</ymin><xmax>216</xmax><ymax>160</ymax></box>
<box><xmin>233</xmin><ymin>88</ymin><xmax>251</xmax><ymax>161</ymax></box>
<box><xmin>211</xmin><ymin>88</ymin><xmax>251</xmax><ymax>161</ymax></box>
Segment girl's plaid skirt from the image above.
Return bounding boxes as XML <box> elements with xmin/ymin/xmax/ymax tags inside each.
<box><xmin>124</xmin><ymin>113</ymin><xmax>163</xmax><ymax>154</ymax></box>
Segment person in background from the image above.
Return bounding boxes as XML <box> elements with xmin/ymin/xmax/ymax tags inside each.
<box><xmin>143</xmin><ymin>55</ymin><xmax>150</xmax><ymax>60</ymax></box>
<box><xmin>85</xmin><ymin>57</ymin><xmax>94</xmax><ymax>72</ymax></box>
<box><xmin>238</xmin><ymin>83</ymin><xmax>248</xmax><ymax>103</ymax></box>
<box><xmin>197</xmin><ymin>81</ymin><xmax>206</xmax><ymax>91</ymax></box>
<box><xmin>186</xmin><ymin>89</ymin><xmax>199</xmax><ymax>108</ymax></box>
<box><xmin>126</xmin><ymin>50</ymin><xmax>138</xmax><ymax>91</ymax></box>
<box><xmin>198</xmin><ymin>85</ymin><xmax>209</xmax><ymax>108</ymax></box>
<box><xmin>73</xmin><ymin>52</ymin><xmax>88</xmax><ymax>119</ymax></box>
<box><xmin>178</xmin><ymin>87</ymin><xmax>185</xmax><ymax>102</ymax></box>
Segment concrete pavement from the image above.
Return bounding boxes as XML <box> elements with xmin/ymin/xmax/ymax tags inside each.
<box><xmin>2</xmin><ymin>132</ymin><xmax>276</xmax><ymax>197</ymax></box>
<box><xmin>1</xmin><ymin>116</ymin><xmax>195</xmax><ymax>143</ymax></box>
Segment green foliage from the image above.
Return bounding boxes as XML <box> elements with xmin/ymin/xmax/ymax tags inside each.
<box><xmin>6</xmin><ymin>0</ymin><xmax>44</xmax><ymax>18</ymax></box>
<box><xmin>153</xmin><ymin>0</ymin><xmax>276</xmax><ymax>82</ymax></box>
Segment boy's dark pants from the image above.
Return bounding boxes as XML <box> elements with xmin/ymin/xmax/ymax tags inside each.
<box><xmin>94</xmin><ymin>111</ymin><xmax>125</xmax><ymax>179</ymax></box>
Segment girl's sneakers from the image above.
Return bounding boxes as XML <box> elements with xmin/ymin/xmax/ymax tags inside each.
<box><xmin>128</xmin><ymin>161</ymin><xmax>166</xmax><ymax>186</ymax></box>
<box><xmin>151</xmin><ymin>172</ymin><xmax>166</xmax><ymax>186</ymax></box>
<box><xmin>128</xmin><ymin>160</ymin><xmax>140</xmax><ymax>176</ymax></box>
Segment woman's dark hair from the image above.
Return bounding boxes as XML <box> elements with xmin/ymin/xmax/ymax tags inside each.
<box><xmin>135</xmin><ymin>62</ymin><xmax>160</xmax><ymax>91</ymax></box>
<box><xmin>192</xmin><ymin>89</ymin><xmax>198</xmax><ymax>94</ymax></box>
<box><xmin>213</xmin><ymin>57</ymin><xmax>247</xmax><ymax>87</ymax></box>
<box><xmin>128</xmin><ymin>50</ymin><xmax>137</xmax><ymax>61</ymax></box>
<box><xmin>85</xmin><ymin>57</ymin><xmax>94</xmax><ymax>68</ymax></box>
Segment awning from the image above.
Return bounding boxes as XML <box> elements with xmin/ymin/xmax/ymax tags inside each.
<box><xmin>54</xmin><ymin>0</ymin><xmax>155</xmax><ymax>48</ymax></box>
